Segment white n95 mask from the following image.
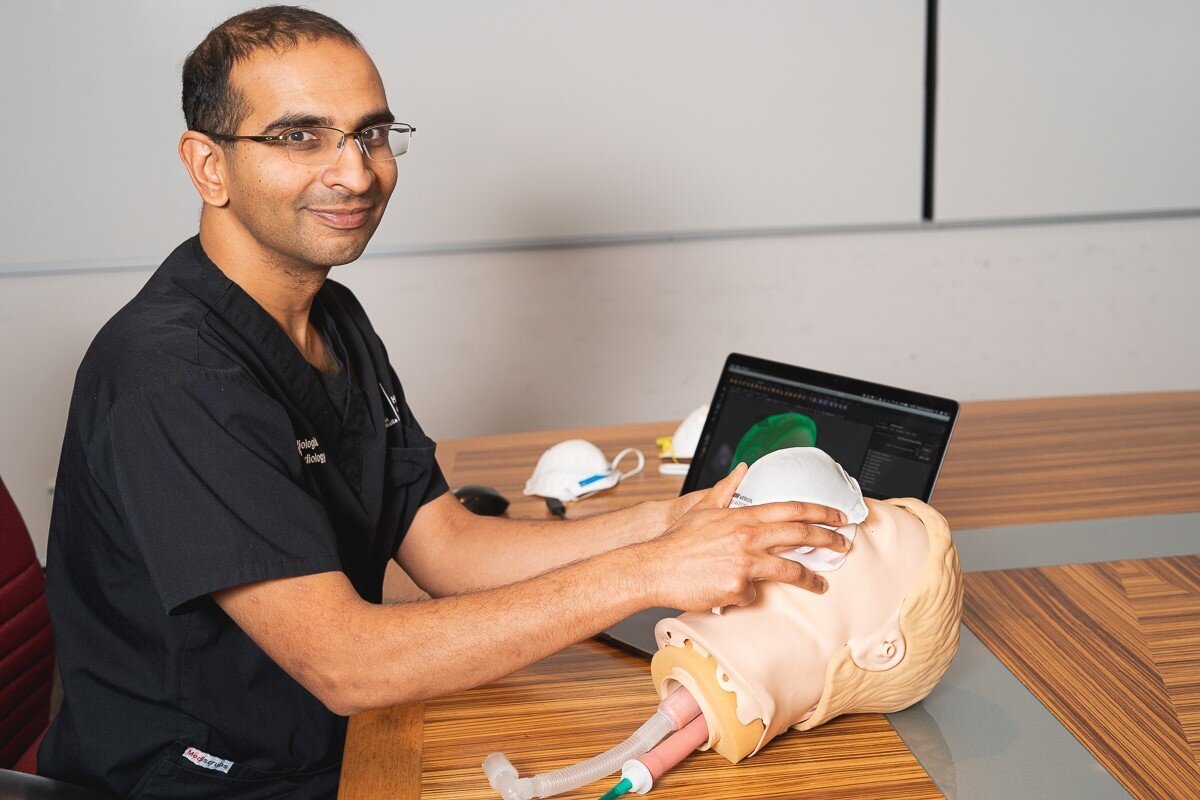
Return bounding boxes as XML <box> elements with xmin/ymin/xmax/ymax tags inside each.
<box><xmin>657</xmin><ymin>403</ymin><xmax>709</xmax><ymax>476</ymax></box>
<box><xmin>729</xmin><ymin>447</ymin><xmax>868</xmax><ymax>573</ymax></box>
<box><xmin>524</xmin><ymin>440</ymin><xmax>646</xmax><ymax>503</ymax></box>
<box><xmin>658</xmin><ymin>404</ymin><xmax>709</xmax><ymax>461</ymax></box>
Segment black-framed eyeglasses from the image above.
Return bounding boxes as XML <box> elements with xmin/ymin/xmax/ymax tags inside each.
<box><xmin>197</xmin><ymin>122</ymin><xmax>416</xmax><ymax>165</ymax></box>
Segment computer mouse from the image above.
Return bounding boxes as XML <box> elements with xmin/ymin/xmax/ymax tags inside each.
<box><xmin>452</xmin><ymin>484</ymin><xmax>510</xmax><ymax>516</ymax></box>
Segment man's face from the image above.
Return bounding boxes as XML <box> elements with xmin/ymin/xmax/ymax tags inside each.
<box><xmin>220</xmin><ymin>38</ymin><xmax>397</xmax><ymax>271</ymax></box>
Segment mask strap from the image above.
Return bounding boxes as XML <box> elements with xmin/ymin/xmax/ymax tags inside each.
<box><xmin>610</xmin><ymin>448</ymin><xmax>645</xmax><ymax>482</ymax></box>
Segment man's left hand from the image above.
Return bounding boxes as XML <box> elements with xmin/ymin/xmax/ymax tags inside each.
<box><xmin>649</xmin><ymin>487</ymin><xmax>709</xmax><ymax>538</ymax></box>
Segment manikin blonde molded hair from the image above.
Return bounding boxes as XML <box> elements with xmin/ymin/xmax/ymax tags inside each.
<box><xmin>795</xmin><ymin>497</ymin><xmax>962</xmax><ymax>732</ymax></box>
<box><xmin>652</xmin><ymin>497</ymin><xmax>963</xmax><ymax>762</ymax></box>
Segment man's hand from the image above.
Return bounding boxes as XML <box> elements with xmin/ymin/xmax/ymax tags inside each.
<box><xmin>619</xmin><ymin>481</ymin><xmax>720</xmax><ymax>548</ymax></box>
<box><xmin>633</xmin><ymin>463</ymin><xmax>849</xmax><ymax>611</ymax></box>
<box><xmin>662</xmin><ymin>485</ymin><xmax>709</xmax><ymax>529</ymax></box>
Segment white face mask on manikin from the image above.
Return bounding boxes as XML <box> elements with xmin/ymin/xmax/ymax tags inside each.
<box><xmin>524</xmin><ymin>440</ymin><xmax>646</xmax><ymax>503</ymax></box>
<box><xmin>708</xmin><ymin>447</ymin><xmax>868</xmax><ymax>614</ymax></box>
<box><xmin>728</xmin><ymin>447</ymin><xmax>868</xmax><ymax>573</ymax></box>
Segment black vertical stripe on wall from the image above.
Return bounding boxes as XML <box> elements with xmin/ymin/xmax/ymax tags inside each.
<box><xmin>922</xmin><ymin>0</ymin><xmax>938</xmax><ymax>221</ymax></box>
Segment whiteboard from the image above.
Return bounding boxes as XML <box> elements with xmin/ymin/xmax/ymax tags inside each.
<box><xmin>0</xmin><ymin>1</ymin><xmax>925</xmax><ymax>269</ymax></box>
<box><xmin>936</xmin><ymin>0</ymin><xmax>1200</xmax><ymax>220</ymax></box>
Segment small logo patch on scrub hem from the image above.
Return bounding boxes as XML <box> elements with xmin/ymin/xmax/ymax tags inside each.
<box><xmin>182</xmin><ymin>746</ymin><xmax>234</xmax><ymax>773</ymax></box>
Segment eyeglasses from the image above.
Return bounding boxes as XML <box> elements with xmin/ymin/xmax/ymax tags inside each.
<box><xmin>197</xmin><ymin>122</ymin><xmax>416</xmax><ymax>165</ymax></box>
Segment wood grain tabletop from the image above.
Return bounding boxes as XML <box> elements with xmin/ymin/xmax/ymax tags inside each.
<box><xmin>339</xmin><ymin>390</ymin><xmax>1200</xmax><ymax>799</ymax></box>
<box><xmin>965</xmin><ymin>553</ymin><xmax>1200</xmax><ymax>800</ymax></box>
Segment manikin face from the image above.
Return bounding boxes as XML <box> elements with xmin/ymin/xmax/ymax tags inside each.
<box><xmin>796</xmin><ymin>497</ymin><xmax>931</xmax><ymax>668</ymax></box>
<box><xmin>654</xmin><ymin>496</ymin><xmax>942</xmax><ymax>760</ymax></box>
<box><xmin>218</xmin><ymin>38</ymin><xmax>398</xmax><ymax>271</ymax></box>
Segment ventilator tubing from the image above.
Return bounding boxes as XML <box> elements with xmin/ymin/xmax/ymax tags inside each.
<box><xmin>482</xmin><ymin>687</ymin><xmax>701</xmax><ymax>799</ymax></box>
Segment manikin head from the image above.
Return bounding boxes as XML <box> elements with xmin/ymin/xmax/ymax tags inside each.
<box><xmin>651</xmin><ymin>448</ymin><xmax>963</xmax><ymax>763</ymax></box>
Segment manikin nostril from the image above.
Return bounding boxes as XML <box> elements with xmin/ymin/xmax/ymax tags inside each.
<box><xmin>881</xmin><ymin>641</ymin><xmax>897</xmax><ymax>659</ymax></box>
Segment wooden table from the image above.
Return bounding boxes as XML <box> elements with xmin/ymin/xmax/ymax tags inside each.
<box><xmin>338</xmin><ymin>391</ymin><xmax>1200</xmax><ymax>799</ymax></box>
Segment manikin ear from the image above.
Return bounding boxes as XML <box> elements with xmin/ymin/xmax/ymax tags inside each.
<box><xmin>178</xmin><ymin>131</ymin><xmax>230</xmax><ymax>207</ymax></box>
<box><xmin>847</xmin><ymin>604</ymin><xmax>907</xmax><ymax>671</ymax></box>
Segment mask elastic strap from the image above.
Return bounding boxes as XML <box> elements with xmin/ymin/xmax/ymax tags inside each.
<box><xmin>610</xmin><ymin>448</ymin><xmax>646</xmax><ymax>483</ymax></box>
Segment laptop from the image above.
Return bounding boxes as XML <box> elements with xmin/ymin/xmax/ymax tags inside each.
<box><xmin>598</xmin><ymin>352</ymin><xmax>959</xmax><ymax>656</ymax></box>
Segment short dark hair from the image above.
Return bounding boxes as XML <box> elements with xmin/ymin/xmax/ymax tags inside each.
<box><xmin>182</xmin><ymin>5</ymin><xmax>361</xmax><ymax>135</ymax></box>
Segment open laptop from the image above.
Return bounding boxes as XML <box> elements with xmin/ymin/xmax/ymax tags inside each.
<box><xmin>598</xmin><ymin>352</ymin><xmax>959</xmax><ymax>656</ymax></box>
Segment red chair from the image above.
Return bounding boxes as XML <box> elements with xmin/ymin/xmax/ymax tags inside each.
<box><xmin>0</xmin><ymin>476</ymin><xmax>55</xmax><ymax>774</ymax></box>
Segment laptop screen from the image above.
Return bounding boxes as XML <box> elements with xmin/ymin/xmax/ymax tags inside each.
<box><xmin>682</xmin><ymin>355</ymin><xmax>958</xmax><ymax>502</ymax></box>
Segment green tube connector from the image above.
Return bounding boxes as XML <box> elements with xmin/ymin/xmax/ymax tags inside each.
<box><xmin>598</xmin><ymin>777</ymin><xmax>632</xmax><ymax>800</ymax></box>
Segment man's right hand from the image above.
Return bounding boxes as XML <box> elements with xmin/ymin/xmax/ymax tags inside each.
<box><xmin>634</xmin><ymin>463</ymin><xmax>850</xmax><ymax>611</ymax></box>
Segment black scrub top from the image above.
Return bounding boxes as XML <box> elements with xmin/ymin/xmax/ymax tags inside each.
<box><xmin>38</xmin><ymin>236</ymin><xmax>448</xmax><ymax>798</ymax></box>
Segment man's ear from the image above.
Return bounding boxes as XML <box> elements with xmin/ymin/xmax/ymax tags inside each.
<box><xmin>178</xmin><ymin>131</ymin><xmax>230</xmax><ymax>207</ymax></box>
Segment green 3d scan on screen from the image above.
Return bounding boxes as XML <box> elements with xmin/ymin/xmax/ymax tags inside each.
<box><xmin>728</xmin><ymin>412</ymin><xmax>818</xmax><ymax>471</ymax></box>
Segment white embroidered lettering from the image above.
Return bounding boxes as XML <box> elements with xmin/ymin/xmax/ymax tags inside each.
<box><xmin>296</xmin><ymin>437</ymin><xmax>320</xmax><ymax>454</ymax></box>
<box><xmin>296</xmin><ymin>436</ymin><xmax>327</xmax><ymax>466</ymax></box>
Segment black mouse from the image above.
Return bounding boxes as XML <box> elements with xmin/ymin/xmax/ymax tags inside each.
<box><xmin>452</xmin><ymin>485</ymin><xmax>510</xmax><ymax>516</ymax></box>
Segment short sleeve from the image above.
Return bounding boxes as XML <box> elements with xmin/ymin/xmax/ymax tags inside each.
<box><xmin>385</xmin><ymin>365</ymin><xmax>449</xmax><ymax>511</ymax></box>
<box><xmin>412</xmin><ymin>434</ymin><xmax>450</xmax><ymax>512</ymax></box>
<box><xmin>91</xmin><ymin>372</ymin><xmax>343</xmax><ymax>613</ymax></box>
<box><xmin>424</xmin><ymin>459</ymin><xmax>450</xmax><ymax>507</ymax></box>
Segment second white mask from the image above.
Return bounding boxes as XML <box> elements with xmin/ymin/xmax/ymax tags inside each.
<box><xmin>524</xmin><ymin>439</ymin><xmax>646</xmax><ymax>503</ymax></box>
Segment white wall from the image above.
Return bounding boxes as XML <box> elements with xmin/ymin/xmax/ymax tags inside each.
<box><xmin>937</xmin><ymin>0</ymin><xmax>1200</xmax><ymax>219</ymax></box>
<box><xmin>1</xmin><ymin>0</ymin><xmax>926</xmax><ymax>268</ymax></box>
<box><xmin>3</xmin><ymin>215</ymin><xmax>1199</xmax><ymax>559</ymax></box>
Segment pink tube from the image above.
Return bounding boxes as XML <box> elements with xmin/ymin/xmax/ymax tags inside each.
<box><xmin>656</xmin><ymin>686</ymin><xmax>702</xmax><ymax>730</ymax></box>
<box><xmin>638</xmin><ymin>714</ymin><xmax>710</xmax><ymax>780</ymax></box>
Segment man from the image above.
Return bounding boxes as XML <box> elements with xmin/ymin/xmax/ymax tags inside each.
<box><xmin>39</xmin><ymin>7</ymin><xmax>847</xmax><ymax>797</ymax></box>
